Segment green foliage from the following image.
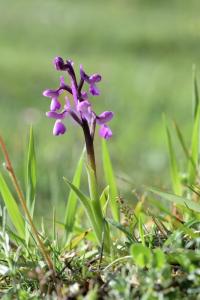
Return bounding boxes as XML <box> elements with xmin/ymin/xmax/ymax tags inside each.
<box><xmin>153</xmin><ymin>248</ymin><xmax>166</xmax><ymax>270</ymax></box>
<box><xmin>26</xmin><ymin>126</ymin><xmax>36</xmax><ymax>210</ymax></box>
<box><xmin>106</xmin><ymin>217</ymin><xmax>135</xmax><ymax>242</ymax></box>
<box><xmin>64</xmin><ymin>149</ymin><xmax>84</xmax><ymax>236</ymax></box>
<box><xmin>102</xmin><ymin>140</ymin><xmax>119</xmax><ymax>221</ymax></box>
<box><xmin>188</xmin><ymin>104</ymin><xmax>200</xmax><ymax>185</ymax></box>
<box><xmin>149</xmin><ymin>187</ymin><xmax>200</xmax><ymax>213</ymax></box>
<box><xmin>0</xmin><ymin>174</ymin><xmax>25</xmax><ymax>239</ymax></box>
<box><xmin>164</xmin><ymin>116</ymin><xmax>182</xmax><ymax>195</ymax></box>
<box><xmin>25</xmin><ymin>126</ymin><xmax>36</xmax><ymax>244</ymax></box>
<box><xmin>130</xmin><ymin>244</ymin><xmax>152</xmax><ymax>268</ymax></box>
<box><xmin>64</xmin><ymin>178</ymin><xmax>104</xmax><ymax>248</ymax></box>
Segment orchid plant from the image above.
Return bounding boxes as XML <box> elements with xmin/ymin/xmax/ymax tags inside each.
<box><xmin>43</xmin><ymin>57</ymin><xmax>118</xmax><ymax>252</ymax></box>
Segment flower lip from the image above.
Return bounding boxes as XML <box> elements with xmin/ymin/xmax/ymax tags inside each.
<box><xmin>99</xmin><ymin>124</ymin><xmax>112</xmax><ymax>140</ymax></box>
<box><xmin>50</xmin><ymin>98</ymin><xmax>61</xmax><ymax>111</ymax></box>
<box><xmin>89</xmin><ymin>83</ymin><xmax>100</xmax><ymax>96</ymax></box>
<box><xmin>53</xmin><ymin>120</ymin><xmax>66</xmax><ymax>136</ymax></box>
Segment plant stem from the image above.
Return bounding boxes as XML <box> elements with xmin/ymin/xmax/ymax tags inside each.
<box><xmin>82</xmin><ymin>120</ymin><xmax>97</xmax><ymax>177</ymax></box>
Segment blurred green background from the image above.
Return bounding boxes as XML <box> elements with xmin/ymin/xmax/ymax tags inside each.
<box><xmin>1</xmin><ymin>0</ymin><xmax>200</xmax><ymax>214</ymax></box>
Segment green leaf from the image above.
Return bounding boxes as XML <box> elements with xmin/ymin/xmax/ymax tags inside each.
<box><xmin>138</xmin><ymin>213</ymin><xmax>145</xmax><ymax>246</ymax></box>
<box><xmin>99</xmin><ymin>186</ymin><xmax>109</xmax><ymax>215</ymax></box>
<box><xmin>149</xmin><ymin>187</ymin><xmax>200</xmax><ymax>213</ymax></box>
<box><xmin>85</xmin><ymin>163</ymin><xmax>104</xmax><ymax>226</ymax></box>
<box><xmin>163</xmin><ymin>115</ymin><xmax>181</xmax><ymax>195</ymax></box>
<box><xmin>25</xmin><ymin>126</ymin><xmax>36</xmax><ymax>244</ymax></box>
<box><xmin>174</xmin><ymin>121</ymin><xmax>195</xmax><ymax>170</ymax></box>
<box><xmin>106</xmin><ymin>218</ymin><xmax>135</xmax><ymax>242</ymax></box>
<box><xmin>85</xmin><ymin>162</ymin><xmax>99</xmax><ymax>202</ymax></box>
<box><xmin>64</xmin><ymin>149</ymin><xmax>84</xmax><ymax>234</ymax></box>
<box><xmin>153</xmin><ymin>248</ymin><xmax>166</xmax><ymax>270</ymax></box>
<box><xmin>63</xmin><ymin>178</ymin><xmax>102</xmax><ymax>245</ymax></box>
<box><xmin>193</xmin><ymin>65</ymin><xmax>199</xmax><ymax>119</ymax></box>
<box><xmin>188</xmin><ymin>104</ymin><xmax>200</xmax><ymax>185</ymax></box>
<box><xmin>102</xmin><ymin>140</ymin><xmax>119</xmax><ymax>221</ymax></box>
<box><xmin>166</xmin><ymin>249</ymin><xmax>200</xmax><ymax>267</ymax></box>
<box><xmin>0</xmin><ymin>173</ymin><xmax>25</xmax><ymax>239</ymax></box>
<box><xmin>130</xmin><ymin>244</ymin><xmax>152</xmax><ymax>268</ymax></box>
<box><xmin>26</xmin><ymin>126</ymin><xmax>36</xmax><ymax>209</ymax></box>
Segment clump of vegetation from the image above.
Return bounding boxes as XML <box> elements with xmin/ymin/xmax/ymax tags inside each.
<box><xmin>0</xmin><ymin>60</ymin><xmax>200</xmax><ymax>299</ymax></box>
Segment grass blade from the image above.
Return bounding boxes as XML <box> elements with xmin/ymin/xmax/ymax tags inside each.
<box><xmin>102</xmin><ymin>140</ymin><xmax>119</xmax><ymax>221</ymax></box>
<box><xmin>193</xmin><ymin>65</ymin><xmax>199</xmax><ymax>119</ymax></box>
<box><xmin>188</xmin><ymin>105</ymin><xmax>200</xmax><ymax>185</ymax></box>
<box><xmin>100</xmin><ymin>186</ymin><xmax>109</xmax><ymax>215</ymax></box>
<box><xmin>138</xmin><ymin>213</ymin><xmax>145</xmax><ymax>246</ymax></box>
<box><xmin>149</xmin><ymin>187</ymin><xmax>200</xmax><ymax>213</ymax></box>
<box><xmin>0</xmin><ymin>173</ymin><xmax>25</xmax><ymax>239</ymax></box>
<box><xmin>26</xmin><ymin>126</ymin><xmax>36</xmax><ymax>210</ymax></box>
<box><xmin>64</xmin><ymin>149</ymin><xmax>84</xmax><ymax>235</ymax></box>
<box><xmin>163</xmin><ymin>116</ymin><xmax>182</xmax><ymax>195</ymax></box>
<box><xmin>173</xmin><ymin>121</ymin><xmax>196</xmax><ymax>170</ymax></box>
<box><xmin>106</xmin><ymin>217</ymin><xmax>135</xmax><ymax>242</ymax></box>
<box><xmin>25</xmin><ymin>126</ymin><xmax>36</xmax><ymax>244</ymax></box>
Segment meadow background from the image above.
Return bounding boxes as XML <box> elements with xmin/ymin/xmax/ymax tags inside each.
<box><xmin>1</xmin><ymin>0</ymin><xmax>200</xmax><ymax>216</ymax></box>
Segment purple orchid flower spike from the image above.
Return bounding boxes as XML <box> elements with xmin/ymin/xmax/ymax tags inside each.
<box><xmin>43</xmin><ymin>57</ymin><xmax>114</xmax><ymax>174</ymax></box>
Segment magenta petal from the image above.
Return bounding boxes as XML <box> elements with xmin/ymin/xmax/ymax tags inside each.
<box><xmin>89</xmin><ymin>83</ymin><xmax>100</xmax><ymax>96</ymax></box>
<box><xmin>96</xmin><ymin>111</ymin><xmax>114</xmax><ymax>125</ymax></box>
<box><xmin>64</xmin><ymin>97</ymin><xmax>71</xmax><ymax>110</ymax></box>
<box><xmin>71</xmin><ymin>79</ymin><xmax>78</xmax><ymax>104</ymax></box>
<box><xmin>77</xmin><ymin>100</ymin><xmax>91</xmax><ymax>113</ymax></box>
<box><xmin>53</xmin><ymin>57</ymin><xmax>65</xmax><ymax>71</ymax></box>
<box><xmin>46</xmin><ymin>110</ymin><xmax>67</xmax><ymax>119</ymax></box>
<box><xmin>80</xmin><ymin>64</ymin><xmax>90</xmax><ymax>83</ymax></box>
<box><xmin>81</xmin><ymin>91</ymin><xmax>88</xmax><ymax>100</ymax></box>
<box><xmin>50</xmin><ymin>98</ymin><xmax>61</xmax><ymax>111</ymax></box>
<box><xmin>59</xmin><ymin>76</ymin><xmax>65</xmax><ymax>87</ymax></box>
<box><xmin>43</xmin><ymin>89</ymin><xmax>60</xmax><ymax>98</ymax></box>
<box><xmin>89</xmin><ymin>73</ymin><xmax>101</xmax><ymax>83</ymax></box>
<box><xmin>77</xmin><ymin>100</ymin><xmax>92</xmax><ymax>121</ymax></box>
<box><xmin>99</xmin><ymin>124</ymin><xmax>112</xmax><ymax>140</ymax></box>
<box><xmin>53</xmin><ymin>120</ymin><xmax>66</xmax><ymax>136</ymax></box>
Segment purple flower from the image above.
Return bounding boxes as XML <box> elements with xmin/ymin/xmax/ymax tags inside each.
<box><xmin>50</xmin><ymin>98</ymin><xmax>61</xmax><ymax>111</ymax></box>
<box><xmin>53</xmin><ymin>57</ymin><xmax>66</xmax><ymax>71</ymax></box>
<box><xmin>71</xmin><ymin>79</ymin><xmax>78</xmax><ymax>104</ymax></box>
<box><xmin>43</xmin><ymin>57</ymin><xmax>114</xmax><ymax>139</ymax></box>
<box><xmin>96</xmin><ymin>111</ymin><xmax>114</xmax><ymax>125</ymax></box>
<box><xmin>77</xmin><ymin>100</ymin><xmax>92</xmax><ymax>121</ymax></box>
<box><xmin>43</xmin><ymin>89</ymin><xmax>60</xmax><ymax>98</ymax></box>
<box><xmin>80</xmin><ymin>65</ymin><xmax>101</xmax><ymax>96</ymax></box>
<box><xmin>53</xmin><ymin>120</ymin><xmax>66</xmax><ymax>136</ymax></box>
<box><xmin>46</xmin><ymin>110</ymin><xmax>68</xmax><ymax>119</ymax></box>
<box><xmin>99</xmin><ymin>124</ymin><xmax>112</xmax><ymax>140</ymax></box>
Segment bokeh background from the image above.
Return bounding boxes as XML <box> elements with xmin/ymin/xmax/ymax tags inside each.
<box><xmin>1</xmin><ymin>0</ymin><xmax>200</xmax><ymax>215</ymax></box>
